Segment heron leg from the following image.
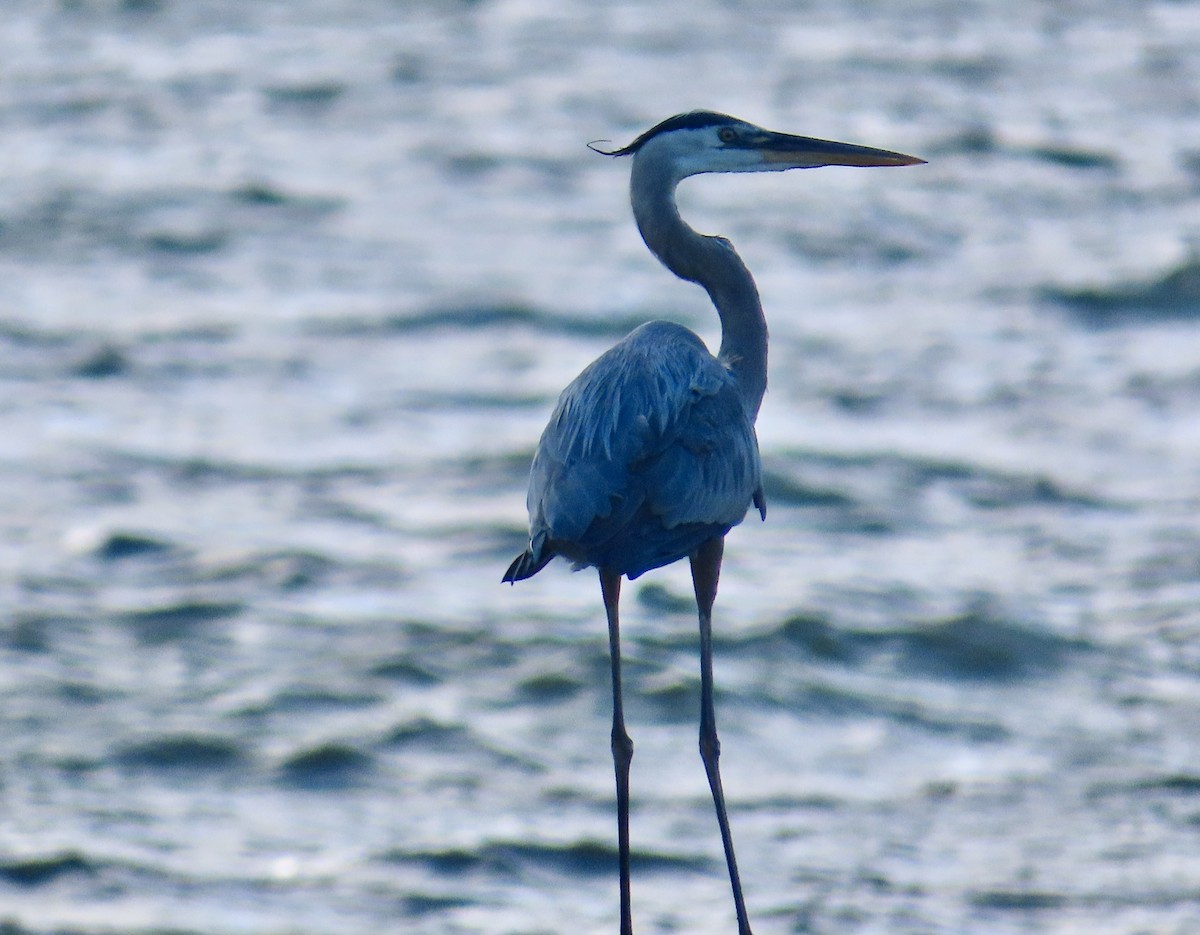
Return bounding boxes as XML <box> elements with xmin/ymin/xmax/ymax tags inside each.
<box><xmin>690</xmin><ymin>536</ymin><xmax>753</xmax><ymax>935</ymax></box>
<box><xmin>601</xmin><ymin>568</ymin><xmax>635</xmax><ymax>935</ymax></box>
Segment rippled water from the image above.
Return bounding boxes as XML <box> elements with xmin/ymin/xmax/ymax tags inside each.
<box><xmin>3</xmin><ymin>1</ymin><xmax>1200</xmax><ymax>933</ymax></box>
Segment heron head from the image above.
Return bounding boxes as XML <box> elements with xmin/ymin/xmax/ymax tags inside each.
<box><xmin>592</xmin><ymin>111</ymin><xmax>925</xmax><ymax>179</ymax></box>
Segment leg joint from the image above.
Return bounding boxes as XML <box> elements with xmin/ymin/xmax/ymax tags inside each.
<box><xmin>612</xmin><ymin>727</ymin><xmax>634</xmax><ymax>762</ymax></box>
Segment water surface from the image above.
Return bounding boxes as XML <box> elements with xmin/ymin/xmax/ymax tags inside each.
<box><xmin>2</xmin><ymin>2</ymin><xmax>1200</xmax><ymax>933</ymax></box>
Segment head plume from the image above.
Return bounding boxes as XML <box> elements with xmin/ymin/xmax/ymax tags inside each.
<box><xmin>589</xmin><ymin>111</ymin><xmax>742</xmax><ymax>157</ymax></box>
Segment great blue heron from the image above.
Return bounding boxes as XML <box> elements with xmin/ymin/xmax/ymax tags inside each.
<box><xmin>504</xmin><ymin>111</ymin><xmax>923</xmax><ymax>935</ymax></box>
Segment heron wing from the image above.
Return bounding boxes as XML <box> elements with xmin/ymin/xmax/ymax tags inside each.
<box><xmin>638</xmin><ymin>374</ymin><xmax>762</xmax><ymax>529</ymax></box>
<box><xmin>527</xmin><ymin>321</ymin><xmax>761</xmax><ymax>565</ymax></box>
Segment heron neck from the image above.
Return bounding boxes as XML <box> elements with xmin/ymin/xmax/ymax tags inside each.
<box><xmin>630</xmin><ymin>159</ymin><xmax>768</xmax><ymax>420</ymax></box>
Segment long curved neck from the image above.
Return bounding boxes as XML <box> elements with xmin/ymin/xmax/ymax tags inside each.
<box><xmin>630</xmin><ymin>155</ymin><xmax>768</xmax><ymax>420</ymax></box>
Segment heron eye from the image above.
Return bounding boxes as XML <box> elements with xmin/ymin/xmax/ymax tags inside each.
<box><xmin>718</xmin><ymin>127</ymin><xmax>737</xmax><ymax>144</ymax></box>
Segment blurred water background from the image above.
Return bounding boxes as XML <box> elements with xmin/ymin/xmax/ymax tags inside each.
<box><xmin>3</xmin><ymin>1</ymin><xmax>1200</xmax><ymax>933</ymax></box>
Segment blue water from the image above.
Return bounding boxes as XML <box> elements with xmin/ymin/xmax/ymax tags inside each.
<box><xmin>3</xmin><ymin>1</ymin><xmax>1200</xmax><ymax>933</ymax></box>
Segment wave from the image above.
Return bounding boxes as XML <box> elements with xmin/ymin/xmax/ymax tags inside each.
<box><xmin>118</xmin><ymin>600</ymin><xmax>244</xmax><ymax>645</ymax></box>
<box><xmin>0</xmin><ymin>183</ymin><xmax>342</xmax><ymax>261</ymax></box>
<box><xmin>276</xmin><ymin>743</ymin><xmax>375</xmax><ymax>789</ymax></box>
<box><xmin>716</xmin><ymin>596</ymin><xmax>1091</xmax><ymax>684</ymax></box>
<box><xmin>762</xmin><ymin>448</ymin><xmax>1116</xmax><ymax>536</ymax></box>
<box><xmin>1047</xmin><ymin>258</ymin><xmax>1200</xmax><ymax>327</ymax></box>
<box><xmin>389</xmin><ymin>838</ymin><xmax>711</xmax><ymax>878</ymax></box>
<box><xmin>305</xmin><ymin>303</ymin><xmax>669</xmax><ymax>340</ymax></box>
<box><xmin>0</xmin><ymin>851</ymin><xmax>94</xmax><ymax>887</ymax></box>
<box><xmin>931</xmin><ymin>126</ymin><xmax>1118</xmax><ymax>170</ymax></box>
<box><xmin>113</xmin><ymin>732</ymin><xmax>248</xmax><ymax>773</ymax></box>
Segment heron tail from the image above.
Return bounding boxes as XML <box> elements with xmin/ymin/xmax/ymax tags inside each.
<box><xmin>502</xmin><ymin>537</ymin><xmax>554</xmax><ymax>583</ymax></box>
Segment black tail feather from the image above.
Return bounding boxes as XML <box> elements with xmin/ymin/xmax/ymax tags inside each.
<box><xmin>502</xmin><ymin>547</ymin><xmax>554</xmax><ymax>583</ymax></box>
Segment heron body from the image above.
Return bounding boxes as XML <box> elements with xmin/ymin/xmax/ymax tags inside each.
<box><xmin>504</xmin><ymin>319</ymin><xmax>765</xmax><ymax>582</ymax></box>
<box><xmin>503</xmin><ymin>111</ymin><xmax>922</xmax><ymax>935</ymax></box>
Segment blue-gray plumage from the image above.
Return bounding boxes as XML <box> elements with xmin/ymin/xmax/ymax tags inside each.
<box><xmin>506</xmin><ymin>319</ymin><xmax>765</xmax><ymax>582</ymax></box>
<box><xmin>503</xmin><ymin>111</ymin><xmax>923</xmax><ymax>935</ymax></box>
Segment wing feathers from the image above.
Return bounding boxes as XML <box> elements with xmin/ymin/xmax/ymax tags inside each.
<box><xmin>521</xmin><ymin>321</ymin><xmax>762</xmax><ymax>577</ymax></box>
